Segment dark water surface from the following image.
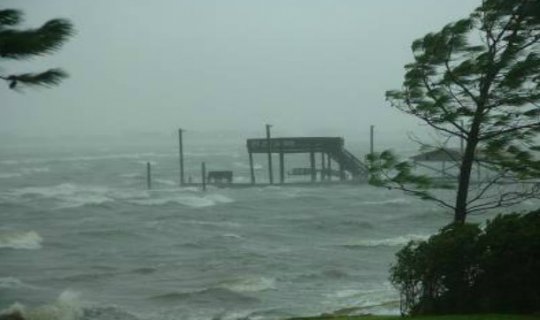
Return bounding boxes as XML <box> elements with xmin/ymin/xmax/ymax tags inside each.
<box><xmin>1</xmin><ymin>139</ymin><xmax>535</xmax><ymax>320</ymax></box>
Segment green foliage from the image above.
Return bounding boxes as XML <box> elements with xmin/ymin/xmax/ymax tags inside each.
<box><xmin>0</xmin><ymin>8</ymin><xmax>74</xmax><ymax>89</ymax></box>
<box><xmin>377</xmin><ymin>0</ymin><xmax>540</xmax><ymax>222</ymax></box>
<box><xmin>391</xmin><ymin>209</ymin><xmax>540</xmax><ymax>315</ymax></box>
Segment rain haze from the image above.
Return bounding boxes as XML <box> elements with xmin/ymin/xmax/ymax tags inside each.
<box><xmin>8</xmin><ymin>1</ymin><xmax>538</xmax><ymax>320</ymax></box>
<box><xmin>2</xmin><ymin>0</ymin><xmax>479</xmax><ymax>142</ymax></box>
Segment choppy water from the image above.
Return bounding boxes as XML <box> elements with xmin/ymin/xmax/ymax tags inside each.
<box><xmin>2</xmin><ymin>137</ymin><xmax>536</xmax><ymax>320</ymax></box>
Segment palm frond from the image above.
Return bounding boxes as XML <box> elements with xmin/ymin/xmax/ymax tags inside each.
<box><xmin>0</xmin><ymin>19</ymin><xmax>74</xmax><ymax>59</ymax></box>
<box><xmin>0</xmin><ymin>9</ymin><xmax>22</xmax><ymax>27</ymax></box>
<box><xmin>4</xmin><ymin>68</ymin><xmax>69</xmax><ymax>89</ymax></box>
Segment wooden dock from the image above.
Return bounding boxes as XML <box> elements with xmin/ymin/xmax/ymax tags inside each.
<box><xmin>246</xmin><ymin>137</ymin><xmax>368</xmax><ymax>185</ymax></box>
<box><xmin>161</xmin><ymin>129</ymin><xmax>372</xmax><ymax>191</ymax></box>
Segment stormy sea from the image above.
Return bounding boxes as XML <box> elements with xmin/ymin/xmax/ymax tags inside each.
<box><xmin>1</xmin><ymin>134</ymin><xmax>536</xmax><ymax>320</ymax></box>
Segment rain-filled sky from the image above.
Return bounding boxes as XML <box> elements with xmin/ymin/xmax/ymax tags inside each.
<box><xmin>1</xmin><ymin>0</ymin><xmax>480</xmax><ymax>140</ymax></box>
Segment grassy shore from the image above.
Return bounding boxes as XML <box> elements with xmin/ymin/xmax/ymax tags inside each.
<box><xmin>288</xmin><ymin>315</ymin><xmax>540</xmax><ymax>320</ymax></box>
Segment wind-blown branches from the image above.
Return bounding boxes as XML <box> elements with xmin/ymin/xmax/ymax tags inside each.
<box><xmin>375</xmin><ymin>0</ymin><xmax>540</xmax><ymax>223</ymax></box>
<box><xmin>0</xmin><ymin>9</ymin><xmax>74</xmax><ymax>90</ymax></box>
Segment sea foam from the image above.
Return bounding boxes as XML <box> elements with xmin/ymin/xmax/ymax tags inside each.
<box><xmin>220</xmin><ymin>276</ymin><xmax>276</xmax><ymax>293</ymax></box>
<box><xmin>0</xmin><ymin>290</ymin><xmax>82</xmax><ymax>320</ymax></box>
<box><xmin>129</xmin><ymin>193</ymin><xmax>234</xmax><ymax>208</ymax></box>
<box><xmin>343</xmin><ymin>233</ymin><xmax>431</xmax><ymax>248</ymax></box>
<box><xmin>0</xmin><ymin>277</ymin><xmax>24</xmax><ymax>289</ymax></box>
<box><xmin>0</xmin><ymin>231</ymin><xmax>43</xmax><ymax>250</ymax></box>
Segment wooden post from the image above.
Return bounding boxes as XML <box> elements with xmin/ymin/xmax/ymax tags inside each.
<box><xmin>201</xmin><ymin>162</ymin><xmax>207</xmax><ymax>191</ymax></box>
<box><xmin>339</xmin><ymin>158</ymin><xmax>345</xmax><ymax>181</ymax></box>
<box><xmin>178</xmin><ymin>128</ymin><xmax>185</xmax><ymax>186</ymax></box>
<box><xmin>266</xmin><ymin>124</ymin><xmax>273</xmax><ymax>184</ymax></box>
<box><xmin>370</xmin><ymin>125</ymin><xmax>375</xmax><ymax>155</ymax></box>
<box><xmin>249</xmin><ymin>152</ymin><xmax>255</xmax><ymax>185</ymax></box>
<box><xmin>310</xmin><ymin>149</ymin><xmax>316</xmax><ymax>183</ymax></box>
<box><xmin>146</xmin><ymin>162</ymin><xmax>152</xmax><ymax>189</ymax></box>
<box><xmin>279</xmin><ymin>142</ymin><xmax>285</xmax><ymax>184</ymax></box>
<box><xmin>327</xmin><ymin>152</ymin><xmax>332</xmax><ymax>181</ymax></box>
<box><xmin>320</xmin><ymin>152</ymin><xmax>326</xmax><ymax>181</ymax></box>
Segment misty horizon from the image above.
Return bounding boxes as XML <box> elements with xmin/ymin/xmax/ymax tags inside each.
<box><xmin>2</xmin><ymin>0</ymin><xmax>479</xmax><ymax>141</ymax></box>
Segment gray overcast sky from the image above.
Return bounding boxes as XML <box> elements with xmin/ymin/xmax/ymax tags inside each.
<box><xmin>1</xmin><ymin>0</ymin><xmax>480</xmax><ymax>138</ymax></box>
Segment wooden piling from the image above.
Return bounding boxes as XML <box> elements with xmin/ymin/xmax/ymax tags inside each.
<box><xmin>178</xmin><ymin>128</ymin><xmax>185</xmax><ymax>186</ymax></box>
<box><xmin>146</xmin><ymin>162</ymin><xmax>152</xmax><ymax>189</ymax></box>
<box><xmin>201</xmin><ymin>162</ymin><xmax>207</xmax><ymax>191</ymax></box>
<box><xmin>370</xmin><ymin>125</ymin><xmax>375</xmax><ymax>155</ymax></box>
<box><xmin>279</xmin><ymin>142</ymin><xmax>285</xmax><ymax>184</ymax></box>
<box><xmin>249</xmin><ymin>152</ymin><xmax>255</xmax><ymax>185</ymax></box>
<box><xmin>339</xmin><ymin>159</ymin><xmax>345</xmax><ymax>181</ymax></box>
<box><xmin>266</xmin><ymin>124</ymin><xmax>273</xmax><ymax>184</ymax></box>
<box><xmin>327</xmin><ymin>153</ymin><xmax>332</xmax><ymax>181</ymax></box>
<box><xmin>320</xmin><ymin>152</ymin><xmax>326</xmax><ymax>181</ymax></box>
<box><xmin>310</xmin><ymin>150</ymin><xmax>316</xmax><ymax>183</ymax></box>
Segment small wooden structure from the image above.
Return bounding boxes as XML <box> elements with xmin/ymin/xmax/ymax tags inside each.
<box><xmin>207</xmin><ymin>171</ymin><xmax>233</xmax><ymax>184</ymax></box>
<box><xmin>246</xmin><ymin>137</ymin><xmax>368</xmax><ymax>184</ymax></box>
<box><xmin>411</xmin><ymin>148</ymin><xmax>462</xmax><ymax>179</ymax></box>
<box><xmin>411</xmin><ymin>147</ymin><xmax>488</xmax><ymax>181</ymax></box>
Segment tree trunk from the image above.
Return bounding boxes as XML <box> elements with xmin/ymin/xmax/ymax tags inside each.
<box><xmin>454</xmin><ymin>117</ymin><xmax>482</xmax><ymax>224</ymax></box>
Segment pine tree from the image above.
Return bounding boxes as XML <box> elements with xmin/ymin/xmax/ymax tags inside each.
<box><xmin>370</xmin><ymin>0</ymin><xmax>540</xmax><ymax>224</ymax></box>
<box><xmin>0</xmin><ymin>9</ymin><xmax>74</xmax><ymax>90</ymax></box>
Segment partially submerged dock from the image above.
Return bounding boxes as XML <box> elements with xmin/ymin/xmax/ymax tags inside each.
<box><xmin>246</xmin><ymin>137</ymin><xmax>368</xmax><ymax>184</ymax></box>
<box><xmin>145</xmin><ymin>128</ymin><xmax>372</xmax><ymax>190</ymax></box>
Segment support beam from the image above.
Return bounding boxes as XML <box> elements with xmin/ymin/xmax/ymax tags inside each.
<box><xmin>201</xmin><ymin>162</ymin><xmax>207</xmax><ymax>191</ymax></box>
<box><xmin>178</xmin><ymin>128</ymin><xmax>185</xmax><ymax>186</ymax></box>
<box><xmin>327</xmin><ymin>153</ymin><xmax>332</xmax><ymax>181</ymax></box>
<box><xmin>266</xmin><ymin>124</ymin><xmax>273</xmax><ymax>184</ymax></box>
<box><xmin>339</xmin><ymin>159</ymin><xmax>345</xmax><ymax>181</ymax></box>
<box><xmin>320</xmin><ymin>152</ymin><xmax>325</xmax><ymax>181</ymax></box>
<box><xmin>249</xmin><ymin>152</ymin><xmax>255</xmax><ymax>185</ymax></box>
<box><xmin>370</xmin><ymin>125</ymin><xmax>375</xmax><ymax>155</ymax></box>
<box><xmin>310</xmin><ymin>150</ymin><xmax>316</xmax><ymax>183</ymax></box>
<box><xmin>279</xmin><ymin>141</ymin><xmax>285</xmax><ymax>184</ymax></box>
<box><xmin>146</xmin><ymin>162</ymin><xmax>152</xmax><ymax>189</ymax></box>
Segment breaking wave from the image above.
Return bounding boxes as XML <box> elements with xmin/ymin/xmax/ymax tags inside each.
<box><xmin>342</xmin><ymin>233</ymin><xmax>431</xmax><ymax>248</ymax></box>
<box><xmin>0</xmin><ymin>231</ymin><xmax>43</xmax><ymax>250</ymax></box>
<box><xmin>0</xmin><ymin>290</ymin><xmax>82</xmax><ymax>320</ymax></box>
<box><xmin>0</xmin><ymin>277</ymin><xmax>25</xmax><ymax>289</ymax></box>
<box><xmin>362</xmin><ymin>198</ymin><xmax>412</xmax><ymax>205</ymax></box>
<box><xmin>129</xmin><ymin>193</ymin><xmax>234</xmax><ymax>208</ymax></box>
<box><xmin>219</xmin><ymin>276</ymin><xmax>276</xmax><ymax>293</ymax></box>
<box><xmin>0</xmin><ymin>167</ymin><xmax>49</xmax><ymax>179</ymax></box>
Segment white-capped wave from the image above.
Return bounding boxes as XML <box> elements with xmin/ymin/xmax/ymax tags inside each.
<box><xmin>343</xmin><ymin>234</ymin><xmax>430</xmax><ymax>248</ymax></box>
<box><xmin>205</xmin><ymin>194</ymin><xmax>234</xmax><ymax>203</ymax></box>
<box><xmin>324</xmin><ymin>283</ymin><xmax>399</xmax><ymax>315</ymax></box>
<box><xmin>220</xmin><ymin>276</ymin><xmax>276</xmax><ymax>293</ymax></box>
<box><xmin>0</xmin><ymin>290</ymin><xmax>82</xmax><ymax>320</ymax></box>
<box><xmin>8</xmin><ymin>183</ymin><xmax>113</xmax><ymax>209</ymax></box>
<box><xmin>129</xmin><ymin>193</ymin><xmax>234</xmax><ymax>208</ymax></box>
<box><xmin>0</xmin><ymin>231</ymin><xmax>43</xmax><ymax>250</ymax></box>
<box><xmin>362</xmin><ymin>198</ymin><xmax>411</xmax><ymax>205</ymax></box>
<box><xmin>10</xmin><ymin>183</ymin><xmax>88</xmax><ymax>198</ymax></box>
<box><xmin>56</xmin><ymin>194</ymin><xmax>113</xmax><ymax>209</ymax></box>
<box><xmin>0</xmin><ymin>277</ymin><xmax>24</xmax><ymax>289</ymax></box>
